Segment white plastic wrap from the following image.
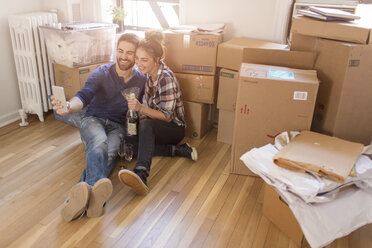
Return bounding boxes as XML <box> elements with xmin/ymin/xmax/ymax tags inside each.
<box><xmin>40</xmin><ymin>22</ymin><xmax>116</xmax><ymax>68</ymax></box>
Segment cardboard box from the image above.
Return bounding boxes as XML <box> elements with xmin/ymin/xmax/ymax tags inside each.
<box><xmin>217</xmin><ymin>109</ymin><xmax>234</xmax><ymax>144</ymax></box>
<box><xmin>273</xmin><ymin>130</ymin><xmax>363</xmax><ymax>183</ymax></box>
<box><xmin>164</xmin><ymin>32</ymin><xmax>222</xmax><ymax>75</ymax></box>
<box><xmin>175</xmin><ymin>73</ymin><xmax>216</xmax><ymax>104</ymax></box>
<box><xmin>291</xmin><ymin>33</ymin><xmax>372</xmax><ymax>145</ymax></box>
<box><xmin>53</xmin><ymin>63</ymin><xmax>107</xmax><ymax>99</ymax></box>
<box><xmin>217</xmin><ymin>38</ymin><xmax>287</xmax><ymax>71</ymax></box>
<box><xmin>183</xmin><ymin>101</ymin><xmax>213</xmax><ymax>139</ymax></box>
<box><xmin>290</xmin><ymin>4</ymin><xmax>372</xmax><ymax>45</ymax></box>
<box><xmin>243</xmin><ymin>48</ymin><xmax>316</xmax><ymax>70</ymax></box>
<box><xmin>231</xmin><ymin>63</ymin><xmax>319</xmax><ymax>176</ymax></box>
<box><xmin>217</xmin><ymin>50</ymin><xmax>315</xmax><ymax>113</ymax></box>
<box><xmin>217</xmin><ymin>69</ymin><xmax>239</xmax><ymax>111</ymax></box>
<box><xmin>263</xmin><ymin>184</ymin><xmax>303</xmax><ymax>246</ymax></box>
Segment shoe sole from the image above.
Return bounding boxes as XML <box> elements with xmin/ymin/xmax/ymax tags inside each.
<box><xmin>118</xmin><ymin>169</ymin><xmax>148</xmax><ymax>195</ymax></box>
<box><xmin>186</xmin><ymin>143</ymin><xmax>198</xmax><ymax>161</ymax></box>
<box><xmin>61</xmin><ymin>182</ymin><xmax>90</xmax><ymax>222</ymax></box>
<box><xmin>87</xmin><ymin>178</ymin><xmax>113</xmax><ymax>218</ymax></box>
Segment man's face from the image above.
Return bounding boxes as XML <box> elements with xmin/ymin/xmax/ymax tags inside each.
<box><xmin>116</xmin><ymin>40</ymin><xmax>136</xmax><ymax>71</ymax></box>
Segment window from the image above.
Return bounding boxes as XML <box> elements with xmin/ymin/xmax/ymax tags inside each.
<box><xmin>123</xmin><ymin>0</ymin><xmax>180</xmax><ymax>30</ymax></box>
<box><xmin>100</xmin><ymin>0</ymin><xmax>180</xmax><ymax>31</ymax></box>
<box><xmin>101</xmin><ymin>0</ymin><xmax>118</xmax><ymax>23</ymax></box>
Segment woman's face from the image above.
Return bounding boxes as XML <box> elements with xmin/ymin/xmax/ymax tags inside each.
<box><xmin>135</xmin><ymin>48</ymin><xmax>157</xmax><ymax>75</ymax></box>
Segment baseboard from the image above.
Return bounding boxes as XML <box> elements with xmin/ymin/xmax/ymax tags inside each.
<box><xmin>0</xmin><ymin>110</ymin><xmax>20</xmax><ymax>128</ymax></box>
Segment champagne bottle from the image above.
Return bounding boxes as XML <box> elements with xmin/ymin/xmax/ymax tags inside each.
<box><xmin>127</xmin><ymin>93</ymin><xmax>138</xmax><ymax>136</ymax></box>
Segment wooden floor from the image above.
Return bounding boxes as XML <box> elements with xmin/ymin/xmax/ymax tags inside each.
<box><xmin>0</xmin><ymin>113</ymin><xmax>371</xmax><ymax>248</ymax></box>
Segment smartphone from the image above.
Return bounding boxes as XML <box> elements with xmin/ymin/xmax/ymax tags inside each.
<box><xmin>52</xmin><ymin>85</ymin><xmax>68</xmax><ymax>113</ymax></box>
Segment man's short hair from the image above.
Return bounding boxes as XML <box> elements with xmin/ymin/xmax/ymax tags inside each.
<box><xmin>117</xmin><ymin>33</ymin><xmax>140</xmax><ymax>48</ymax></box>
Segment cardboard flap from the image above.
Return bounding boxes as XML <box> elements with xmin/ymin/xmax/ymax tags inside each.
<box><xmin>273</xmin><ymin>130</ymin><xmax>364</xmax><ymax>182</ymax></box>
<box><xmin>243</xmin><ymin>48</ymin><xmax>316</xmax><ymax>70</ymax></box>
<box><xmin>291</xmin><ymin>16</ymin><xmax>371</xmax><ymax>44</ymax></box>
<box><xmin>217</xmin><ymin>37</ymin><xmax>287</xmax><ymax>70</ymax></box>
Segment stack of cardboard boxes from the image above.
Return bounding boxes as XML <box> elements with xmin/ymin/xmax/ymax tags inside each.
<box><xmin>41</xmin><ymin>23</ymin><xmax>116</xmax><ymax>100</ymax></box>
<box><xmin>164</xmin><ymin>32</ymin><xmax>223</xmax><ymax>139</ymax></box>
<box><xmin>43</xmin><ymin>24</ymin><xmax>115</xmax><ymax>125</ymax></box>
<box><xmin>262</xmin><ymin>5</ymin><xmax>372</xmax><ymax>244</ymax></box>
<box><xmin>216</xmin><ymin>38</ymin><xmax>319</xmax><ymax>176</ymax></box>
<box><xmin>216</xmin><ymin>38</ymin><xmax>288</xmax><ymax>145</ymax></box>
<box><xmin>290</xmin><ymin>4</ymin><xmax>372</xmax><ymax>145</ymax></box>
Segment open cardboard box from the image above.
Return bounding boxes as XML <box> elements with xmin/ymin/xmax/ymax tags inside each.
<box><xmin>263</xmin><ymin>183</ymin><xmax>305</xmax><ymax>246</ymax></box>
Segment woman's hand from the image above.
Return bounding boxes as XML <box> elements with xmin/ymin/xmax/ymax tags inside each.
<box><xmin>128</xmin><ymin>98</ymin><xmax>143</xmax><ymax>112</ymax></box>
<box><xmin>128</xmin><ymin>98</ymin><xmax>170</xmax><ymax>122</ymax></box>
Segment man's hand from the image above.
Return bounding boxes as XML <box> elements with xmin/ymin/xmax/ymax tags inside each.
<box><xmin>51</xmin><ymin>95</ymin><xmax>70</xmax><ymax>116</ymax></box>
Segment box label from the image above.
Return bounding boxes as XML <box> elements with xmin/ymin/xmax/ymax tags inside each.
<box><xmin>220</xmin><ymin>72</ymin><xmax>235</xmax><ymax>78</ymax></box>
<box><xmin>182</xmin><ymin>64</ymin><xmax>213</xmax><ymax>72</ymax></box>
<box><xmin>79</xmin><ymin>68</ymin><xmax>90</xmax><ymax>74</ymax></box>
<box><xmin>293</xmin><ymin>91</ymin><xmax>308</xmax><ymax>101</ymax></box>
<box><xmin>195</xmin><ymin>38</ymin><xmax>216</xmax><ymax>48</ymax></box>
<box><xmin>349</xmin><ymin>60</ymin><xmax>360</xmax><ymax>67</ymax></box>
<box><xmin>239</xmin><ymin>104</ymin><xmax>250</xmax><ymax>115</ymax></box>
<box><xmin>268</xmin><ymin>70</ymin><xmax>295</xmax><ymax>80</ymax></box>
<box><xmin>241</xmin><ymin>69</ymin><xmax>267</xmax><ymax>78</ymax></box>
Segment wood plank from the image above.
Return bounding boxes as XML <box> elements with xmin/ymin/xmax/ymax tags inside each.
<box><xmin>202</xmin><ymin>176</ymin><xmax>254</xmax><ymax>248</ymax></box>
<box><xmin>165</xmin><ymin>148</ymin><xmax>232</xmax><ymax>248</ymax></box>
<box><xmin>0</xmin><ymin>114</ymin><xmax>371</xmax><ymax>248</ymax></box>
<box><xmin>141</xmin><ymin>142</ymin><xmax>231</xmax><ymax>248</ymax></box>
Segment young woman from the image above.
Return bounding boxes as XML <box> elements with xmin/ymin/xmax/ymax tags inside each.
<box><xmin>119</xmin><ymin>30</ymin><xmax>197</xmax><ymax>195</ymax></box>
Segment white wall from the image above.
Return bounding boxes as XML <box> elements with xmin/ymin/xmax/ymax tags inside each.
<box><xmin>180</xmin><ymin>0</ymin><xmax>293</xmax><ymax>43</ymax></box>
<box><xmin>0</xmin><ymin>0</ymin><xmax>43</xmax><ymax>127</ymax></box>
<box><xmin>41</xmin><ymin>0</ymin><xmax>101</xmax><ymax>23</ymax></box>
<box><xmin>40</xmin><ymin>0</ymin><xmax>69</xmax><ymax>22</ymax></box>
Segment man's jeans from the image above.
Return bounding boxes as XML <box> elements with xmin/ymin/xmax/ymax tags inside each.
<box><xmin>79</xmin><ymin>116</ymin><xmax>125</xmax><ymax>186</ymax></box>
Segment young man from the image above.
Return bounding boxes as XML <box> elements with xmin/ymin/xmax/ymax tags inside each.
<box><xmin>52</xmin><ymin>33</ymin><xmax>146</xmax><ymax>222</ymax></box>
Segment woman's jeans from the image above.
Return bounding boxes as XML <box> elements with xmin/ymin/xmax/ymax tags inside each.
<box><xmin>79</xmin><ymin>116</ymin><xmax>125</xmax><ymax>186</ymax></box>
<box><xmin>127</xmin><ymin>118</ymin><xmax>185</xmax><ymax>177</ymax></box>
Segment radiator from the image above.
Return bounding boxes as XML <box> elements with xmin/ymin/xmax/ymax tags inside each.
<box><xmin>8</xmin><ymin>12</ymin><xmax>58</xmax><ymax>125</ymax></box>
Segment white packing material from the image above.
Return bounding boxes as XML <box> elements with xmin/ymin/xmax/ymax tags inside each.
<box><xmin>240</xmin><ymin>144</ymin><xmax>352</xmax><ymax>203</ymax></box>
<box><xmin>240</xmin><ymin>133</ymin><xmax>372</xmax><ymax>248</ymax></box>
<box><xmin>243</xmin><ymin>132</ymin><xmax>372</xmax><ymax>203</ymax></box>
<box><xmin>282</xmin><ymin>186</ymin><xmax>372</xmax><ymax>248</ymax></box>
<box><xmin>241</xmin><ymin>144</ymin><xmax>325</xmax><ymax>204</ymax></box>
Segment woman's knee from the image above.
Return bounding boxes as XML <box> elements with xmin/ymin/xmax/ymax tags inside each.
<box><xmin>139</xmin><ymin>119</ymin><xmax>155</xmax><ymax>133</ymax></box>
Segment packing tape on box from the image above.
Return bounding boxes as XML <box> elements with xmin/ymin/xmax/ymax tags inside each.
<box><xmin>183</xmin><ymin>34</ymin><xmax>190</xmax><ymax>48</ymax></box>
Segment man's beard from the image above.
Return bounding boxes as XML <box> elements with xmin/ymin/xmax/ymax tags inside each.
<box><xmin>117</xmin><ymin>58</ymin><xmax>135</xmax><ymax>71</ymax></box>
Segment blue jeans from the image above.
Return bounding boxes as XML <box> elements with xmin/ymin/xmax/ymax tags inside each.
<box><xmin>127</xmin><ymin>118</ymin><xmax>185</xmax><ymax>177</ymax></box>
<box><xmin>79</xmin><ymin>116</ymin><xmax>125</xmax><ymax>186</ymax></box>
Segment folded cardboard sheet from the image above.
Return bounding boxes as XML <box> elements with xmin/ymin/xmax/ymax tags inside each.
<box><xmin>273</xmin><ymin>130</ymin><xmax>363</xmax><ymax>182</ymax></box>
